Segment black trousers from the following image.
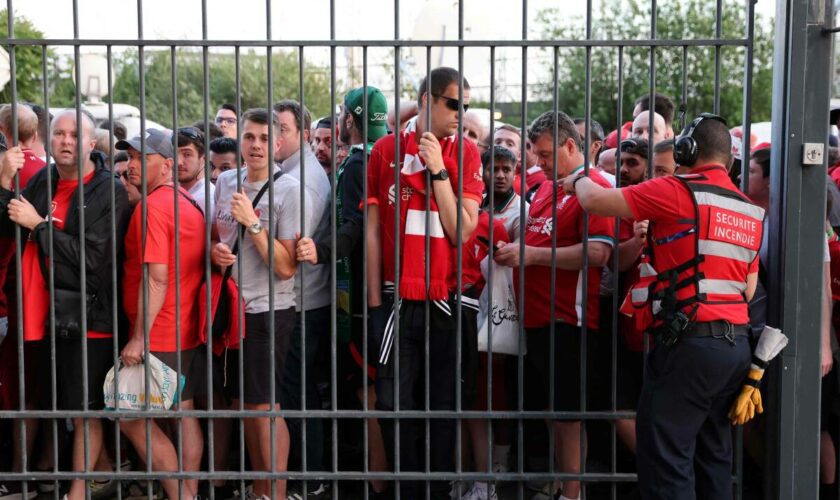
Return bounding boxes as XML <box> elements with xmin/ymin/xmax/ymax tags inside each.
<box><xmin>636</xmin><ymin>334</ymin><xmax>750</xmax><ymax>500</ymax></box>
<box><xmin>376</xmin><ymin>298</ymin><xmax>458</xmax><ymax>500</ymax></box>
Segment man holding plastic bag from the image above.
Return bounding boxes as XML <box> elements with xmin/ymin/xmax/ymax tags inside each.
<box><xmin>117</xmin><ymin>129</ymin><xmax>207</xmax><ymax>500</ymax></box>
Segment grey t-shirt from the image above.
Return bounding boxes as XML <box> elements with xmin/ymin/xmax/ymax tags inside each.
<box><xmin>214</xmin><ymin>166</ymin><xmax>301</xmax><ymax>313</ymax></box>
<box><xmin>279</xmin><ymin>146</ymin><xmax>332</xmax><ymax>311</ymax></box>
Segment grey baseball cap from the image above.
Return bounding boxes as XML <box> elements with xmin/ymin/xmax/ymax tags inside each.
<box><xmin>115</xmin><ymin>128</ymin><xmax>174</xmax><ymax>159</ymax></box>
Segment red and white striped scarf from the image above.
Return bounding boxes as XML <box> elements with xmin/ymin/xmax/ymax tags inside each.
<box><xmin>398</xmin><ymin>129</ymin><xmax>460</xmax><ymax>301</ymax></box>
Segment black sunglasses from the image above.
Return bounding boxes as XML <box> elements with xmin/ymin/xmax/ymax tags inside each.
<box><xmin>177</xmin><ymin>127</ymin><xmax>203</xmax><ymax>141</ymax></box>
<box><xmin>432</xmin><ymin>93</ymin><xmax>469</xmax><ymax>112</ymax></box>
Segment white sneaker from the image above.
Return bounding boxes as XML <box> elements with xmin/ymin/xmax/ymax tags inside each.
<box><xmin>461</xmin><ymin>482</ymin><xmax>497</xmax><ymax>500</ymax></box>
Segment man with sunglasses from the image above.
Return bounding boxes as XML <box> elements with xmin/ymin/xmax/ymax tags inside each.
<box><xmin>215</xmin><ymin>103</ymin><xmax>238</xmax><ymax>139</ymax></box>
<box><xmin>367</xmin><ymin>66</ymin><xmax>484</xmax><ymax>498</ymax></box>
<box><xmin>177</xmin><ymin>127</ymin><xmax>214</xmax><ymax>217</ymax></box>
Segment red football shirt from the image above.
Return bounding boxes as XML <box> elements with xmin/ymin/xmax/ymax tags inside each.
<box><xmin>621</xmin><ymin>164</ymin><xmax>759</xmax><ymax>324</ymax></box>
<box><xmin>367</xmin><ymin>129</ymin><xmax>484</xmax><ymax>291</ymax></box>
<box><xmin>123</xmin><ymin>185</ymin><xmax>206</xmax><ymax>352</ymax></box>
<box><xmin>517</xmin><ymin>168</ymin><xmax>616</xmax><ymax>329</ymax></box>
<box><xmin>0</xmin><ymin>149</ymin><xmax>45</xmax><ymax>318</ymax></box>
<box><xmin>20</xmin><ymin>169</ymin><xmax>111</xmax><ymax>341</ymax></box>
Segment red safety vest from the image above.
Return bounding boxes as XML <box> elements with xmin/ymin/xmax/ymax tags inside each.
<box><xmin>621</xmin><ymin>168</ymin><xmax>764</xmax><ymax>327</ymax></box>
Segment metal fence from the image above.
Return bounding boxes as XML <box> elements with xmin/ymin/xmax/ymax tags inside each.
<box><xmin>0</xmin><ymin>0</ymin><xmax>834</xmax><ymax>498</ymax></box>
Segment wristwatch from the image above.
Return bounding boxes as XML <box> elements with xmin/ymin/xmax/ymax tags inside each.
<box><xmin>429</xmin><ymin>168</ymin><xmax>449</xmax><ymax>181</ymax></box>
<box><xmin>247</xmin><ymin>221</ymin><xmax>263</xmax><ymax>235</ymax></box>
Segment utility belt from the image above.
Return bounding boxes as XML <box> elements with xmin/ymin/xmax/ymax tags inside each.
<box><xmin>652</xmin><ymin>316</ymin><xmax>749</xmax><ymax>347</ymax></box>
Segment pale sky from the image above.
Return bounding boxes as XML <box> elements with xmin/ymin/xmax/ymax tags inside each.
<box><xmin>12</xmin><ymin>0</ymin><xmax>778</xmax><ymax>107</ymax></box>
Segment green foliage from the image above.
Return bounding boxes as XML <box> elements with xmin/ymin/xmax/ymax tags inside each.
<box><xmin>534</xmin><ymin>0</ymin><xmax>774</xmax><ymax>131</ymax></box>
<box><xmin>0</xmin><ymin>10</ymin><xmax>56</xmax><ymax>104</ymax></box>
<box><xmin>110</xmin><ymin>48</ymin><xmax>337</xmax><ymax>127</ymax></box>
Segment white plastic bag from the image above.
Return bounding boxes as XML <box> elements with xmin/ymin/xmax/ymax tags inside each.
<box><xmin>103</xmin><ymin>354</ymin><xmax>186</xmax><ymax>412</ymax></box>
<box><xmin>477</xmin><ymin>256</ymin><xmax>525</xmax><ymax>355</ymax></box>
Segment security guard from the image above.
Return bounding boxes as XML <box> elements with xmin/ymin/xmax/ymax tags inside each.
<box><xmin>563</xmin><ymin>114</ymin><xmax>764</xmax><ymax>500</ymax></box>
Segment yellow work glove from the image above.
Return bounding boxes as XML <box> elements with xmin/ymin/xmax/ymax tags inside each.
<box><xmin>728</xmin><ymin>368</ymin><xmax>764</xmax><ymax>426</ymax></box>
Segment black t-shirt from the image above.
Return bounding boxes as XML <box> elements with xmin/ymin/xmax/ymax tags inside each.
<box><xmin>314</xmin><ymin>147</ymin><xmax>366</xmax><ymax>313</ymax></box>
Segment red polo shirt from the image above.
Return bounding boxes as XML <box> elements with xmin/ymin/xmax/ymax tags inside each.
<box><xmin>123</xmin><ymin>185</ymin><xmax>206</xmax><ymax>352</ymax></box>
<box><xmin>517</xmin><ymin>168</ymin><xmax>616</xmax><ymax>329</ymax></box>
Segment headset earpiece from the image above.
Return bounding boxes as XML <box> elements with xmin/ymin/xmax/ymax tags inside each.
<box><xmin>673</xmin><ymin>113</ymin><xmax>727</xmax><ymax>167</ymax></box>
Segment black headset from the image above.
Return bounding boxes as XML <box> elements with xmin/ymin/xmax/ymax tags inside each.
<box><xmin>672</xmin><ymin>112</ymin><xmax>727</xmax><ymax>167</ymax></box>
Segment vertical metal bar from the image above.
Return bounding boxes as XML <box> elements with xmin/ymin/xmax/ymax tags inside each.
<box><xmin>647</xmin><ymin>0</ymin><xmax>657</xmax><ymax>179</ymax></box>
<box><xmin>135</xmin><ymin>3</ymin><xmax>154</xmax><ymax>496</ymax></box>
<box><xmin>714</xmin><ymin>0</ymin><xmax>723</xmax><ymax>115</ymax></box>
<box><xmin>329</xmin><ymin>0</ymin><xmax>339</xmax><ymax>492</ymax></box>
<box><xmin>681</xmin><ymin>45</ymin><xmax>688</xmax><ymax>131</ymax></box>
<box><xmin>517</xmin><ymin>2</ymin><xmax>528</xmax><ymax>498</ymax></box>
<box><xmin>296</xmin><ymin>43</ymin><xmax>308</xmax><ymax>496</ymax></box>
<box><xmin>169</xmin><ymin>44</ymin><xmax>184</xmax><ymax>500</ymax></box>
<box><xmin>41</xmin><ymin>42</ymin><xmax>60</xmax><ymax>499</ymax></box>
<box><xmin>234</xmin><ymin>43</ymin><xmax>247</xmax><ymax>499</ymax></box>
<box><xmin>266</xmin><ymin>1</ymin><xmax>278</xmax><ymax>494</ymax></box>
<box><xmin>740</xmin><ymin>0</ymin><xmax>756</xmax><ymax>196</ymax></box>
<box><xmin>70</xmin><ymin>0</ymin><xmax>92</xmax><ymax>491</ymax></box>
<box><xmin>105</xmin><ymin>43</ymin><xmax>123</xmax><ymax>500</ymax></box>
<box><xmin>580</xmin><ymin>1</ymin><xmax>594</xmax><ymax>495</ymax></box>
<box><xmin>393</xmin><ymin>1</ymin><xmax>403</xmax><ymax>496</ymax></box>
<box><xmin>455</xmin><ymin>2</ymin><xmax>465</xmax><ymax>495</ymax></box>
<box><xmin>610</xmin><ymin>44</ymin><xmax>626</xmax><ymax>500</ymax></box>
<box><xmin>548</xmin><ymin>44</ymin><xmax>558</xmax><ymax>490</ymax></box>
<box><xmin>362</xmin><ymin>44</ymin><xmax>370</xmax><ymax>500</ymax></box>
<box><xmin>199</xmin><ymin>2</ymin><xmax>215</xmax><ymax>496</ymax></box>
<box><xmin>486</xmin><ymin>44</ymin><xmax>496</xmax><ymax>483</ymax></box>
<box><xmin>423</xmin><ymin>45</ymin><xmax>431</xmax><ymax>500</ymax></box>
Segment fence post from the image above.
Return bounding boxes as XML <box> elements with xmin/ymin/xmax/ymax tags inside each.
<box><xmin>767</xmin><ymin>0</ymin><xmax>834</xmax><ymax>498</ymax></box>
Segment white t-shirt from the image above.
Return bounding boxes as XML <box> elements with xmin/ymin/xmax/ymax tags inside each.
<box><xmin>188</xmin><ymin>179</ymin><xmax>215</xmax><ymax>219</ymax></box>
<box><xmin>214</xmin><ymin>166</ymin><xmax>301</xmax><ymax>313</ymax></box>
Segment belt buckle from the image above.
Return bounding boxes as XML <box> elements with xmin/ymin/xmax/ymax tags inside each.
<box><xmin>715</xmin><ymin>321</ymin><xmax>736</xmax><ymax>346</ymax></box>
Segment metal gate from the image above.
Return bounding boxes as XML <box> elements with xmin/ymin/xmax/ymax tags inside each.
<box><xmin>0</xmin><ymin>0</ymin><xmax>834</xmax><ymax>498</ymax></box>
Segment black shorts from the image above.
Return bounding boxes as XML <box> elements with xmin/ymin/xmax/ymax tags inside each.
<box><xmin>152</xmin><ymin>347</ymin><xmax>207</xmax><ymax>403</ymax></box>
<box><xmin>212</xmin><ymin>348</ymin><xmax>241</xmax><ymax>403</ymax></box>
<box><xmin>524</xmin><ymin>323</ymin><xmax>583</xmax><ymax>417</ymax></box>
<box><xmin>242</xmin><ymin>308</ymin><xmax>295</xmax><ymax>405</ymax></box>
<box><xmin>54</xmin><ymin>337</ymin><xmax>115</xmax><ymax>411</ymax></box>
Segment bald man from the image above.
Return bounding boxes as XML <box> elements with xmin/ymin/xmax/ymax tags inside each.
<box><xmin>597</xmin><ymin>147</ymin><xmax>618</xmax><ymax>176</ymax></box>
<box><xmin>462</xmin><ymin>111</ymin><xmax>488</xmax><ymax>153</ymax></box>
<box><xmin>631</xmin><ymin>110</ymin><xmax>668</xmax><ymax>145</ymax></box>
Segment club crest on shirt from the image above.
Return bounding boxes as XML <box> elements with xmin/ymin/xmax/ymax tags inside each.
<box><xmin>44</xmin><ymin>201</ymin><xmax>63</xmax><ymax>226</ymax></box>
<box><xmin>527</xmin><ymin>216</ymin><xmax>553</xmax><ymax>236</ymax></box>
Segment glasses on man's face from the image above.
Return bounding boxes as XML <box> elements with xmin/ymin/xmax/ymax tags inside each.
<box><xmin>432</xmin><ymin>94</ymin><xmax>469</xmax><ymax>113</ymax></box>
<box><xmin>215</xmin><ymin>117</ymin><xmax>237</xmax><ymax>126</ymax></box>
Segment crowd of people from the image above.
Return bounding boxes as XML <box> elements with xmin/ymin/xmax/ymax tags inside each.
<box><xmin>0</xmin><ymin>65</ymin><xmax>834</xmax><ymax>500</ymax></box>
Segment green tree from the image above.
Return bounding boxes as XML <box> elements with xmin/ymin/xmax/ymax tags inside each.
<box><xmin>0</xmin><ymin>10</ymin><xmax>54</xmax><ymax>104</ymax></box>
<box><xmin>111</xmin><ymin>48</ymin><xmax>336</xmax><ymax>127</ymax></box>
<box><xmin>534</xmin><ymin>0</ymin><xmax>774</xmax><ymax>131</ymax></box>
